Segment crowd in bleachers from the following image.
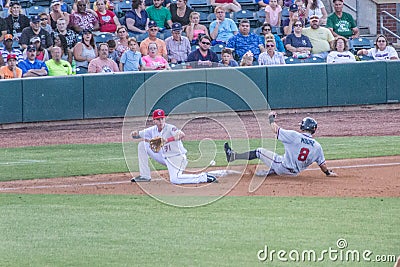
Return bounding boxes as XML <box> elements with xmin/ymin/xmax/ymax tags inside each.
<box><xmin>0</xmin><ymin>0</ymin><xmax>398</xmax><ymax>79</ymax></box>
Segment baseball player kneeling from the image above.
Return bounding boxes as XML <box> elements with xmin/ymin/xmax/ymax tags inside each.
<box><xmin>130</xmin><ymin>109</ymin><xmax>217</xmax><ymax>184</ymax></box>
<box><xmin>224</xmin><ymin>111</ymin><xmax>338</xmax><ymax>177</ymax></box>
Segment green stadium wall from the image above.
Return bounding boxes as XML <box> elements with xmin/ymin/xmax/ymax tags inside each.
<box><xmin>0</xmin><ymin>61</ymin><xmax>399</xmax><ymax>124</ymax></box>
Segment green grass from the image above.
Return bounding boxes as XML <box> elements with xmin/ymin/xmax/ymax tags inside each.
<box><xmin>1</xmin><ymin>136</ymin><xmax>399</xmax><ymax>181</ymax></box>
<box><xmin>0</xmin><ymin>194</ymin><xmax>398</xmax><ymax>266</ymax></box>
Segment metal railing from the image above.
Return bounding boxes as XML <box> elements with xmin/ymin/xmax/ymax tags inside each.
<box><xmin>380</xmin><ymin>10</ymin><xmax>400</xmax><ymax>41</ymax></box>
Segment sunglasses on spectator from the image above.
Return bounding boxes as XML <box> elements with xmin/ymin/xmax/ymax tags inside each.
<box><xmin>377</xmin><ymin>40</ymin><xmax>386</xmax><ymax>42</ymax></box>
<box><xmin>294</xmin><ymin>24</ymin><xmax>302</xmax><ymax>27</ymax></box>
<box><xmin>201</xmin><ymin>41</ymin><xmax>211</xmax><ymax>45</ymax></box>
<box><xmin>118</xmin><ymin>30</ymin><xmax>126</xmax><ymax>33</ymax></box>
<box><xmin>149</xmin><ymin>28</ymin><xmax>158</xmax><ymax>31</ymax></box>
<box><xmin>266</xmin><ymin>44</ymin><xmax>275</xmax><ymax>47</ymax></box>
<box><xmin>40</xmin><ymin>18</ymin><xmax>48</xmax><ymax>21</ymax></box>
<box><xmin>263</xmin><ymin>28</ymin><xmax>271</xmax><ymax>31</ymax></box>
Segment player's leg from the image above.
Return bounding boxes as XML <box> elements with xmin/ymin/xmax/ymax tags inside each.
<box><xmin>255</xmin><ymin>148</ymin><xmax>279</xmax><ymax>176</ymax></box>
<box><xmin>224</xmin><ymin>142</ymin><xmax>258</xmax><ymax>162</ymax></box>
<box><xmin>166</xmin><ymin>155</ymin><xmax>217</xmax><ymax>184</ymax></box>
<box><xmin>133</xmin><ymin>141</ymin><xmax>166</xmax><ymax>182</ymax></box>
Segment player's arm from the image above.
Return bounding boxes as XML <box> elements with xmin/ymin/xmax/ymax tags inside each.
<box><xmin>268</xmin><ymin>111</ymin><xmax>279</xmax><ymax>135</ymax></box>
<box><xmin>319</xmin><ymin>162</ymin><xmax>338</xmax><ymax>177</ymax></box>
<box><xmin>165</xmin><ymin>129</ymin><xmax>185</xmax><ymax>143</ymax></box>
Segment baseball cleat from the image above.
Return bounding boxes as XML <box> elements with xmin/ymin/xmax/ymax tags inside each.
<box><xmin>206</xmin><ymin>174</ymin><xmax>218</xmax><ymax>183</ymax></box>
<box><xmin>224</xmin><ymin>142</ymin><xmax>235</xmax><ymax>162</ymax></box>
<box><xmin>131</xmin><ymin>176</ymin><xmax>151</xmax><ymax>182</ymax></box>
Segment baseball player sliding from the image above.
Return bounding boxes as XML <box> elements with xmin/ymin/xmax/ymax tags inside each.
<box><xmin>130</xmin><ymin>109</ymin><xmax>218</xmax><ymax>184</ymax></box>
<box><xmin>224</xmin><ymin>111</ymin><xmax>338</xmax><ymax>177</ymax></box>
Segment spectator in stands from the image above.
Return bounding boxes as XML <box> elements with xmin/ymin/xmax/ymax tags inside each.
<box><xmin>115</xmin><ymin>25</ymin><xmax>130</xmax><ymax>57</ymax></box>
<box><xmin>284</xmin><ymin>19</ymin><xmax>312</xmax><ymax>57</ymax></box>
<box><xmin>69</xmin><ymin>0</ymin><xmax>99</xmax><ymax>33</ymax></box>
<box><xmin>220</xmin><ymin>48</ymin><xmax>238</xmax><ymax>66</ymax></box>
<box><xmin>107</xmin><ymin>39</ymin><xmax>119</xmax><ymax>63</ymax></box>
<box><xmin>165</xmin><ymin>22</ymin><xmax>191</xmax><ymax>63</ymax></box>
<box><xmin>326</xmin><ymin>0</ymin><xmax>359</xmax><ymax>39</ymax></box>
<box><xmin>125</xmin><ymin>0</ymin><xmax>149</xmax><ymax>34</ymax></box>
<box><xmin>1</xmin><ymin>16</ymin><xmax>8</xmax><ymax>42</ymax></box>
<box><xmin>72</xmin><ymin>0</ymin><xmax>96</xmax><ymax>15</ymax></box>
<box><xmin>265</xmin><ymin>0</ymin><xmax>282</xmax><ymax>27</ymax></box>
<box><xmin>226</xmin><ymin>18</ymin><xmax>264</xmax><ymax>61</ymax></box>
<box><xmin>88</xmin><ymin>43</ymin><xmax>119</xmax><ymax>73</ymax></box>
<box><xmin>0</xmin><ymin>54</ymin><xmax>22</xmax><ymax>79</ymax></box>
<box><xmin>185</xmin><ymin>12</ymin><xmax>209</xmax><ymax>45</ymax></box>
<box><xmin>49</xmin><ymin>0</ymin><xmax>70</xmax><ymax>31</ymax></box>
<box><xmin>4</xmin><ymin>1</ymin><xmax>30</xmax><ymax>39</ymax></box>
<box><xmin>50</xmin><ymin>32</ymin><xmax>73</xmax><ymax>63</ymax></box>
<box><xmin>283</xmin><ymin>4</ymin><xmax>299</xmax><ymax>36</ymax></box>
<box><xmin>209</xmin><ymin>6</ymin><xmax>238</xmax><ymax>45</ymax></box>
<box><xmin>260</xmin><ymin>23</ymin><xmax>285</xmax><ymax>53</ymax></box>
<box><xmin>146</xmin><ymin>0</ymin><xmax>173</xmax><ymax>30</ymax></box>
<box><xmin>120</xmin><ymin>37</ymin><xmax>144</xmax><ymax>71</ymax></box>
<box><xmin>23</xmin><ymin>36</ymin><xmax>50</xmax><ymax>61</ymax></box>
<box><xmin>169</xmin><ymin>0</ymin><xmax>193</xmax><ymax>29</ymax></box>
<box><xmin>139</xmin><ymin>21</ymin><xmax>168</xmax><ymax>58</ymax></box>
<box><xmin>257</xmin><ymin>0</ymin><xmax>270</xmax><ymax>10</ymax></box>
<box><xmin>302</xmin><ymin>14</ymin><xmax>334</xmax><ymax>59</ymax></box>
<box><xmin>56</xmin><ymin>18</ymin><xmax>77</xmax><ymax>49</ymax></box>
<box><xmin>258</xmin><ymin>37</ymin><xmax>285</xmax><ymax>65</ymax></box>
<box><xmin>39</xmin><ymin>13</ymin><xmax>53</xmax><ymax>35</ymax></box>
<box><xmin>326</xmin><ymin>36</ymin><xmax>355</xmax><ymax>63</ymax></box>
<box><xmin>0</xmin><ymin>33</ymin><xmax>23</xmax><ymax>63</ymax></box>
<box><xmin>239</xmin><ymin>50</ymin><xmax>253</xmax><ymax>66</ymax></box>
<box><xmin>357</xmin><ymin>34</ymin><xmax>399</xmax><ymax>61</ymax></box>
<box><xmin>295</xmin><ymin>0</ymin><xmax>307</xmax><ymax>24</ymax></box>
<box><xmin>19</xmin><ymin>44</ymin><xmax>49</xmax><ymax>77</ymax></box>
<box><xmin>95</xmin><ymin>0</ymin><xmax>120</xmax><ymax>33</ymax></box>
<box><xmin>45</xmin><ymin>46</ymin><xmax>72</xmax><ymax>76</ymax></box>
<box><xmin>142</xmin><ymin>42</ymin><xmax>171</xmax><ymax>70</ymax></box>
<box><xmin>19</xmin><ymin>16</ymin><xmax>53</xmax><ymax>50</ymax></box>
<box><xmin>304</xmin><ymin>0</ymin><xmax>327</xmax><ymax>25</ymax></box>
<box><xmin>187</xmin><ymin>34</ymin><xmax>219</xmax><ymax>64</ymax></box>
<box><xmin>210</xmin><ymin>0</ymin><xmax>241</xmax><ymax>13</ymax></box>
<box><xmin>73</xmin><ymin>28</ymin><xmax>98</xmax><ymax>70</ymax></box>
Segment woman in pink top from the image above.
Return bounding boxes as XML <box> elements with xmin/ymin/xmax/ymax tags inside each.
<box><xmin>265</xmin><ymin>0</ymin><xmax>282</xmax><ymax>27</ymax></box>
<box><xmin>185</xmin><ymin>12</ymin><xmax>209</xmax><ymax>45</ymax></box>
<box><xmin>142</xmin><ymin>42</ymin><xmax>171</xmax><ymax>71</ymax></box>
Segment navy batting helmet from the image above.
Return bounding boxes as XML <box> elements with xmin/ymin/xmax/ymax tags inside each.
<box><xmin>300</xmin><ymin>117</ymin><xmax>317</xmax><ymax>134</ymax></box>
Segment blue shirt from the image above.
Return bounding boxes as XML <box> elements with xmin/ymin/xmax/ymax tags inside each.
<box><xmin>209</xmin><ymin>18</ymin><xmax>238</xmax><ymax>43</ymax></box>
<box><xmin>120</xmin><ymin>50</ymin><xmax>143</xmax><ymax>71</ymax></box>
<box><xmin>19</xmin><ymin>59</ymin><xmax>48</xmax><ymax>75</ymax></box>
<box><xmin>226</xmin><ymin>32</ymin><xmax>264</xmax><ymax>60</ymax></box>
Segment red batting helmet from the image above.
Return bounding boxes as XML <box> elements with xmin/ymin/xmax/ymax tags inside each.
<box><xmin>152</xmin><ymin>109</ymin><xmax>165</xmax><ymax>119</ymax></box>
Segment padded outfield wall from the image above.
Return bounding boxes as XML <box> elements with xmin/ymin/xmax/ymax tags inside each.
<box><xmin>0</xmin><ymin>61</ymin><xmax>399</xmax><ymax>124</ymax></box>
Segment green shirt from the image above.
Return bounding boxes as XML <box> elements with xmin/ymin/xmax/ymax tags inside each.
<box><xmin>146</xmin><ymin>5</ymin><xmax>172</xmax><ymax>28</ymax></box>
<box><xmin>326</xmin><ymin>12</ymin><xmax>357</xmax><ymax>38</ymax></box>
<box><xmin>45</xmin><ymin>59</ymin><xmax>72</xmax><ymax>76</ymax></box>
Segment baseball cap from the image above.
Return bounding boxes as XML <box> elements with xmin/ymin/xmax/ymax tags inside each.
<box><xmin>148</xmin><ymin>20</ymin><xmax>157</xmax><ymax>29</ymax></box>
<box><xmin>31</xmin><ymin>15</ymin><xmax>41</xmax><ymax>23</ymax></box>
<box><xmin>9</xmin><ymin>1</ymin><xmax>20</xmax><ymax>6</ymax></box>
<box><xmin>82</xmin><ymin>28</ymin><xmax>93</xmax><ymax>34</ymax></box>
<box><xmin>27</xmin><ymin>44</ymin><xmax>37</xmax><ymax>51</ymax></box>
<box><xmin>4</xmin><ymin>34</ymin><xmax>13</xmax><ymax>41</ymax></box>
<box><xmin>171</xmin><ymin>22</ymin><xmax>182</xmax><ymax>32</ymax></box>
<box><xmin>152</xmin><ymin>109</ymin><xmax>165</xmax><ymax>119</ymax></box>
<box><xmin>7</xmin><ymin>54</ymin><xmax>17</xmax><ymax>61</ymax></box>
<box><xmin>30</xmin><ymin>36</ymin><xmax>41</xmax><ymax>43</ymax></box>
<box><xmin>289</xmin><ymin>4</ymin><xmax>298</xmax><ymax>12</ymax></box>
<box><xmin>310</xmin><ymin>15</ymin><xmax>319</xmax><ymax>21</ymax></box>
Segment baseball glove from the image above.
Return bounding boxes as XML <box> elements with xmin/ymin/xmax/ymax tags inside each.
<box><xmin>149</xmin><ymin>137</ymin><xmax>164</xmax><ymax>153</ymax></box>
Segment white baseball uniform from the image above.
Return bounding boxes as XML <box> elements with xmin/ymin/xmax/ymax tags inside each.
<box><xmin>257</xmin><ymin>128</ymin><xmax>326</xmax><ymax>176</ymax></box>
<box><xmin>137</xmin><ymin>123</ymin><xmax>208</xmax><ymax>184</ymax></box>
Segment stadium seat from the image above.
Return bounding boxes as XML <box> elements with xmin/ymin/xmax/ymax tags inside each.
<box><xmin>255</xmin><ymin>9</ymin><xmax>265</xmax><ymax>26</ymax></box>
<box><xmin>24</xmin><ymin>5</ymin><xmax>48</xmax><ymax>17</ymax></box>
<box><xmin>187</xmin><ymin>0</ymin><xmax>212</xmax><ymax>13</ymax></box>
<box><xmin>31</xmin><ymin>0</ymin><xmax>51</xmax><ymax>7</ymax></box>
<box><xmin>349</xmin><ymin>37</ymin><xmax>373</xmax><ymax>54</ymax></box>
<box><xmin>211</xmin><ymin>43</ymin><xmax>225</xmax><ymax>60</ymax></box>
<box><xmin>303</xmin><ymin>56</ymin><xmax>326</xmax><ymax>63</ymax></box>
<box><xmin>285</xmin><ymin>57</ymin><xmax>302</xmax><ymax>64</ymax></box>
<box><xmin>76</xmin><ymin>66</ymin><xmax>88</xmax><ymax>74</ymax></box>
<box><xmin>236</xmin><ymin>0</ymin><xmax>258</xmax><ymax>12</ymax></box>
<box><xmin>94</xmin><ymin>33</ymin><xmax>114</xmax><ymax>45</ymax></box>
<box><xmin>357</xmin><ymin>55</ymin><xmax>374</xmax><ymax>61</ymax></box>
<box><xmin>233</xmin><ymin>10</ymin><xmax>258</xmax><ymax>28</ymax></box>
